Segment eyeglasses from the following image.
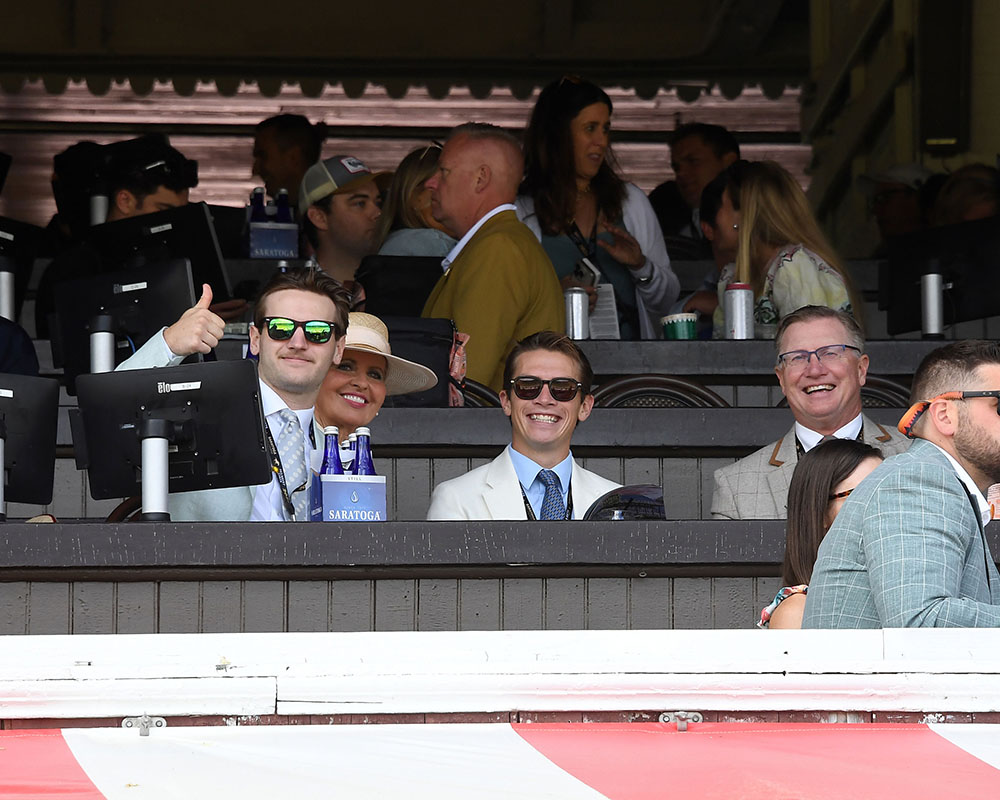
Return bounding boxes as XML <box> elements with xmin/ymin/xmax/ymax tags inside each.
<box><xmin>261</xmin><ymin>317</ymin><xmax>341</xmax><ymax>344</ymax></box>
<box><xmin>828</xmin><ymin>487</ymin><xmax>856</xmax><ymax>501</ymax></box>
<box><xmin>509</xmin><ymin>376</ymin><xmax>584</xmax><ymax>402</ymax></box>
<box><xmin>777</xmin><ymin>344</ymin><xmax>861</xmax><ymax>370</ymax></box>
<box><xmin>898</xmin><ymin>390</ymin><xmax>1000</xmax><ymax>438</ymax></box>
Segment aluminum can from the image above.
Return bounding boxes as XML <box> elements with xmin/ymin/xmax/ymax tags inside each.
<box><xmin>724</xmin><ymin>283</ymin><xmax>754</xmax><ymax>340</ymax></box>
<box><xmin>564</xmin><ymin>287</ymin><xmax>589</xmax><ymax>340</ymax></box>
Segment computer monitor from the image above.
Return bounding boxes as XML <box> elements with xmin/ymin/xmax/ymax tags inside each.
<box><xmin>207</xmin><ymin>204</ymin><xmax>248</xmax><ymax>259</ymax></box>
<box><xmin>881</xmin><ymin>215</ymin><xmax>1000</xmax><ymax>335</ymax></box>
<box><xmin>74</xmin><ymin>359</ymin><xmax>272</xmax><ymax>501</ymax></box>
<box><xmin>54</xmin><ymin>258</ymin><xmax>197</xmax><ymax>395</ymax></box>
<box><xmin>0</xmin><ymin>152</ymin><xmax>12</xmax><ymax>195</ymax></box>
<box><xmin>0</xmin><ymin>373</ymin><xmax>59</xmax><ymax>508</ymax></box>
<box><xmin>85</xmin><ymin>201</ymin><xmax>232</xmax><ymax>301</ymax></box>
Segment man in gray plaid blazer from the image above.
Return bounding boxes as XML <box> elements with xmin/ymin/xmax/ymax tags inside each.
<box><xmin>711</xmin><ymin>307</ymin><xmax>909</xmax><ymax>520</ymax></box>
<box><xmin>804</xmin><ymin>340</ymin><xmax>1000</xmax><ymax>628</ymax></box>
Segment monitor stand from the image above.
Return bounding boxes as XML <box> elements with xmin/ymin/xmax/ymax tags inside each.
<box><xmin>90</xmin><ymin>313</ymin><xmax>116</xmax><ymax>373</ymax></box>
<box><xmin>139</xmin><ymin>417</ymin><xmax>172</xmax><ymax>522</ymax></box>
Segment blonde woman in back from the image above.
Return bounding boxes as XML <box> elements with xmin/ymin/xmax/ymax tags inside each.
<box><xmin>374</xmin><ymin>144</ymin><xmax>457</xmax><ymax>258</ymax></box>
<box><xmin>712</xmin><ymin>160</ymin><xmax>861</xmax><ymax>338</ymax></box>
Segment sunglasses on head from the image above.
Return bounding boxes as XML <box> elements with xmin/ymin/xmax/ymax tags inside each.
<box><xmin>261</xmin><ymin>317</ymin><xmax>340</xmax><ymax>344</ymax></box>
<box><xmin>509</xmin><ymin>376</ymin><xmax>583</xmax><ymax>402</ymax></box>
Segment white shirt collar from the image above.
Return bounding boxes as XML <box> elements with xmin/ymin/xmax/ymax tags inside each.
<box><xmin>927</xmin><ymin>441</ymin><xmax>992</xmax><ymax>525</ymax></box>
<box><xmin>440</xmin><ymin>203</ymin><xmax>516</xmax><ymax>272</ymax></box>
<box><xmin>794</xmin><ymin>413</ymin><xmax>864</xmax><ymax>452</ymax></box>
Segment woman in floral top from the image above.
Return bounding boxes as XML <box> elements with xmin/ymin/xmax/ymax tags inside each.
<box><xmin>712</xmin><ymin>160</ymin><xmax>861</xmax><ymax>339</ymax></box>
<box><xmin>761</xmin><ymin>438</ymin><xmax>884</xmax><ymax>629</ymax></box>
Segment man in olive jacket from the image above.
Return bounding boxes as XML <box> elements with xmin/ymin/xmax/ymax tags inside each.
<box><xmin>422</xmin><ymin>123</ymin><xmax>564</xmax><ymax>391</ymax></box>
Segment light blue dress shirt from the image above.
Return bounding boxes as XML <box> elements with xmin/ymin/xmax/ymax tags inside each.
<box><xmin>506</xmin><ymin>445</ymin><xmax>573</xmax><ymax>519</ymax></box>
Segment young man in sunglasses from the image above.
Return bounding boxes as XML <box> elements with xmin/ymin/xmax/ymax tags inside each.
<box><xmin>804</xmin><ymin>339</ymin><xmax>1000</xmax><ymax>628</ymax></box>
<box><xmin>711</xmin><ymin>306</ymin><xmax>908</xmax><ymax>520</ymax></box>
<box><xmin>426</xmin><ymin>330</ymin><xmax>619</xmax><ymax>520</ymax></box>
<box><xmin>119</xmin><ymin>267</ymin><xmax>350</xmax><ymax>521</ymax></box>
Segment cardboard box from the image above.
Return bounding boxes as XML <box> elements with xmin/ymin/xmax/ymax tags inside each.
<box><xmin>310</xmin><ymin>472</ymin><xmax>387</xmax><ymax>522</ymax></box>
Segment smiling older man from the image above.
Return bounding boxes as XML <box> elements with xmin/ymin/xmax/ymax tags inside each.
<box><xmin>711</xmin><ymin>306</ymin><xmax>910</xmax><ymax>519</ymax></box>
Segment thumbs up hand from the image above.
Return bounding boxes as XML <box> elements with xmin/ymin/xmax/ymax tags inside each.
<box><xmin>163</xmin><ymin>284</ymin><xmax>227</xmax><ymax>356</ymax></box>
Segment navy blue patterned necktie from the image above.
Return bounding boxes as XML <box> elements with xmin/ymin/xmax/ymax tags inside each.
<box><xmin>538</xmin><ymin>469</ymin><xmax>566</xmax><ymax>520</ymax></box>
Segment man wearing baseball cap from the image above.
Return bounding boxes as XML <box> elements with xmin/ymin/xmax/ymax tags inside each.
<box><xmin>299</xmin><ymin>155</ymin><xmax>393</xmax><ymax>308</ymax></box>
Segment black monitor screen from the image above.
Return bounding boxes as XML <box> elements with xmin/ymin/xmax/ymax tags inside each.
<box><xmin>75</xmin><ymin>359</ymin><xmax>272</xmax><ymax>500</ymax></box>
<box><xmin>882</xmin><ymin>215</ymin><xmax>1000</xmax><ymax>335</ymax></box>
<box><xmin>85</xmin><ymin>202</ymin><xmax>232</xmax><ymax>301</ymax></box>
<box><xmin>206</xmin><ymin>204</ymin><xmax>247</xmax><ymax>259</ymax></box>
<box><xmin>54</xmin><ymin>258</ymin><xmax>196</xmax><ymax>394</ymax></box>
<box><xmin>0</xmin><ymin>152</ymin><xmax>11</xmax><ymax>195</ymax></box>
<box><xmin>0</xmin><ymin>373</ymin><xmax>59</xmax><ymax>505</ymax></box>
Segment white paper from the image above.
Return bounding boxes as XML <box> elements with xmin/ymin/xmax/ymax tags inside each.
<box><xmin>588</xmin><ymin>284</ymin><xmax>621</xmax><ymax>340</ymax></box>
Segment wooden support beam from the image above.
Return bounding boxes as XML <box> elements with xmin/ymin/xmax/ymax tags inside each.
<box><xmin>807</xmin><ymin>31</ymin><xmax>910</xmax><ymax>216</ymax></box>
<box><xmin>801</xmin><ymin>0</ymin><xmax>893</xmax><ymax>137</ymax></box>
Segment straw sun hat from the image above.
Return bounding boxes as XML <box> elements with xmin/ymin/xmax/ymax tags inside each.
<box><xmin>342</xmin><ymin>312</ymin><xmax>438</xmax><ymax>396</ymax></box>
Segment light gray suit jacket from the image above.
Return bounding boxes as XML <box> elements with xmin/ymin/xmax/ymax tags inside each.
<box><xmin>803</xmin><ymin>438</ymin><xmax>1000</xmax><ymax>628</ymax></box>
<box><xmin>710</xmin><ymin>414</ymin><xmax>909</xmax><ymax>520</ymax></box>
<box><xmin>426</xmin><ymin>448</ymin><xmax>621</xmax><ymax>520</ymax></box>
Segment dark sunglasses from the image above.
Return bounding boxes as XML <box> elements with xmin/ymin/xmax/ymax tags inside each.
<box><xmin>509</xmin><ymin>376</ymin><xmax>583</xmax><ymax>402</ymax></box>
<box><xmin>262</xmin><ymin>317</ymin><xmax>340</xmax><ymax>344</ymax></box>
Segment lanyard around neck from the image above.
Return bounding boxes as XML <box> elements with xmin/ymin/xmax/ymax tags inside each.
<box><xmin>262</xmin><ymin>415</ymin><xmax>315</xmax><ymax>521</ymax></box>
<box><xmin>519</xmin><ymin>482</ymin><xmax>573</xmax><ymax>521</ymax></box>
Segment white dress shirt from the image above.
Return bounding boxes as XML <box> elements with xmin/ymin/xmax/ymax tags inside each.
<box><xmin>440</xmin><ymin>203</ymin><xmax>517</xmax><ymax>272</ymax></box>
<box><xmin>795</xmin><ymin>413</ymin><xmax>864</xmax><ymax>453</ymax></box>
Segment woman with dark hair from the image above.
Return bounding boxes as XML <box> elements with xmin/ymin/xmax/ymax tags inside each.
<box><xmin>760</xmin><ymin>438</ymin><xmax>883</xmax><ymax>629</ymax></box>
<box><xmin>374</xmin><ymin>144</ymin><xmax>457</xmax><ymax>257</ymax></box>
<box><xmin>712</xmin><ymin>160</ymin><xmax>861</xmax><ymax>338</ymax></box>
<box><xmin>516</xmin><ymin>76</ymin><xmax>679</xmax><ymax>339</ymax></box>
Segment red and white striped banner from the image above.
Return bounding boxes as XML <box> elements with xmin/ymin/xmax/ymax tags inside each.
<box><xmin>2</xmin><ymin>722</ymin><xmax>999</xmax><ymax>798</ymax></box>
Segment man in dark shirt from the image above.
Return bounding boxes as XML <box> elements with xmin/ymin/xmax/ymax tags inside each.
<box><xmin>35</xmin><ymin>136</ymin><xmax>198</xmax><ymax>339</ymax></box>
<box><xmin>648</xmin><ymin>123</ymin><xmax>739</xmax><ymax>258</ymax></box>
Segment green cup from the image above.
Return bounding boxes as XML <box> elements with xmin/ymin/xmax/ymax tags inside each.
<box><xmin>661</xmin><ymin>313</ymin><xmax>698</xmax><ymax>340</ymax></box>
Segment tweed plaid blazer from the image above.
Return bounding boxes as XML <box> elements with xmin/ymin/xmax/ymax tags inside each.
<box><xmin>710</xmin><ymin>414</ymin><xmax>909</xmax><ymax>520</ymax></box>
<box><xmin>803</xmin><ymin>438</ymin><xmax>1000</xmax><ymax>628</ymax></box>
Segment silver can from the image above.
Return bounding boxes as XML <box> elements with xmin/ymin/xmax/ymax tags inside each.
<box><xmin>724</xmin><ymin>282</ymin><xmax>754</xmax><ymax>339</ymax></box>
<box><xmin>564</xmin><ymin>287</ymin><xmax>589</xmax><ymax>340</ymax></box>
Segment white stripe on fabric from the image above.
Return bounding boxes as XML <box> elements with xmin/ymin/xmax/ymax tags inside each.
<box><xmin>929</xmin><ymin>723</ymin><xmax>1000</xmax><ymax>770</ymax></box>
<box><xmin>63</xmin><ymin>724</ymin><xmax>609</xmax><ymax>799</ymax></box>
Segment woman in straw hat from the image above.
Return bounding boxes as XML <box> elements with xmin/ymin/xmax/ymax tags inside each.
<box><xmin>314</xmin><ymin>311</ymin><xmax>437</xmax><ymax>468</ymax></box>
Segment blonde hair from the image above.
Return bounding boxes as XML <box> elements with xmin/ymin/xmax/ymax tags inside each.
<box><xmin>373</xmin><ymin>145</ymin><xmax>442</xmax><ymax>249</ymax></box>
<box><xmin>732</xmin><ymin>161</ymin><xmax>860</xmax><ymax>317</ymax></box>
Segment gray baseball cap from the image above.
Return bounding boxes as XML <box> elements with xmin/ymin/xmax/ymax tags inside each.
<box><xmin>299</xmin><ymin>155</ymin><xmax>392</xmax><ymax>214</ymax></box>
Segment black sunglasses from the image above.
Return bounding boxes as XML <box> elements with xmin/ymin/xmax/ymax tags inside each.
<box><xmin>262</xmin><ymin>317</ymin><xmax>341</xmax><ymax>344</ymax></box>
<box><xmin>509</xmin><ymin>376</ymin><xmax>583</xmax><ymax>402</ymax></box>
